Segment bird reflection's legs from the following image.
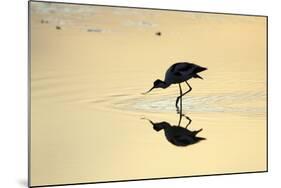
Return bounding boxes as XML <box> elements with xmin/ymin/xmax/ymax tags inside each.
<box><xmin>183</xmin><ymin>115</ymin><xmax>192</xmax><ymax>128</ymax></box>
<box><xmin>178</xmin><ymin>113</ymin><xmax>192</xmax><ymax>128</ymax></box>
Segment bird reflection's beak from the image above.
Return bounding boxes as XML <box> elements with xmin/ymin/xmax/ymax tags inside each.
<box><xmin>141</xmin><ymin>117</ymin><xmax>154</xmax><ymax>124</ymax></box>
<box><xmin>142</xmin><ymin>86</ymin><xmax>154</xmax><ymax>95</ymax></box>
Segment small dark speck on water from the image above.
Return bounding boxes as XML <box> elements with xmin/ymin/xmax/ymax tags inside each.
<box><xmin>87</xmin><ymin>28</ymin><xmax>102</xmax><ymax>33</ymax></box>
<box><xmin>40</xmin><ymin>19</ymin><xmax>49</xmax><ymax>24</ymax></box>
<box><xmin>56</xmin><ymin>26</ymin><xmax>61</xmax><ymax>30</ymax></box>
<box><xmin>155</xmin><ymin>32</ymin><xmax>161</xmax><ymax>36</ymax></box>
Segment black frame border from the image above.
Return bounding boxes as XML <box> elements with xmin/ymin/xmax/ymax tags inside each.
<box><xmin>28</xmin><ymin>0</ymin><xmax>268</xmax><ymax>187</ymax></box>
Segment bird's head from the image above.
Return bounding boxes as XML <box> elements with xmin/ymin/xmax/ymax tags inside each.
<box><xmin>142</xmin><ymin>79</ymin><xmax>169</xmax><ymax>94</ymax></box>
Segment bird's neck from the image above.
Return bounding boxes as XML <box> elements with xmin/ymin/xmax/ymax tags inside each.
<box><xmin>160</xmin><ymin>81</ymin><xmax>171</xmax><ymax>89</ymax></box>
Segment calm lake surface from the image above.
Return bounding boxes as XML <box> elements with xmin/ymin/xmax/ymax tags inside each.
<box><xmin>30</xmin><ymin>2</ymin><xmax>267</xmax><ymax>186</ymax></box>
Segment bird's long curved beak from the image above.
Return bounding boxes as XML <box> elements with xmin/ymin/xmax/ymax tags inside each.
<box><xmin>142</xmin><ymin>87</ymin><xmax>154</xmax><ymax>95</ymax></box>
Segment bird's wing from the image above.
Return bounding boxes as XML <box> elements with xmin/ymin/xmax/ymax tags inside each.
<box><xmin>170</xmin><ymin>62</ymin><xmax>193</xmax><ymax>72</ymax></box>
<box><xmin>165</xmin><ymin>62</ymin><xmax>204</xmax><ymax>83</ymax></box>
<box><xmin>174</xmin><ymin>63</ymin><xmax>196</xmax><ymax>77</ymax></box>
<box><xmin>171</xmin><ymin>62</ymin><xmax>206</xmax><ymax>73</ymax></box>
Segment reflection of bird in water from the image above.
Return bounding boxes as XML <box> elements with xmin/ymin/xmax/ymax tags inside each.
<box><xmin>143</xmin><ymin>62</ymin><xmax>207</xmax><ymax>112</ymax></box>
<box><xmin>142</xmin><ymin>113</ymin><xmax>205</xmax><ymax>147</ymax></box>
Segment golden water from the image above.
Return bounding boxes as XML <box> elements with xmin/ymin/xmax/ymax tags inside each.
<box><xmin>30</xmin><ymin>2</ymin><xmax>267</xmax><ymax>186</ymax></box>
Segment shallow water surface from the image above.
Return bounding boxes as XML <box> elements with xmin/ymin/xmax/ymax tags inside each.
<box><xmin>30</xmin><ymin>2</ymin><xmax>267</xmax><ymax>186</ymax></box>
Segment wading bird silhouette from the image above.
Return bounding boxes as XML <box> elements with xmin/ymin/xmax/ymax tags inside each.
<box><xmin>142</xmin><ymin>113</ymin><xmax>205</xmax><ymax>147</ymax></box>
<box><xmin>143</xmin><ymin>62</ymin><xmax>207</xmax><ymax>112</ymax></box>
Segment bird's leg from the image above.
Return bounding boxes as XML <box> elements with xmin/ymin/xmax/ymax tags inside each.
<box><xmin>176</xmin><ymin>84</ymin><xmax>183</xmax><ymax>113</ymax></box>
<box><xmin>177</xmin><ymin>82</ymin><xmax>192</xmax><ymax>112</ymax></box>
<box><xmin>176</xmin><ymin>82</ymin><xmax>192</xmax><ymax>113</ymax></box>
<box><xmin>184</xmin><ymin>81</ymin><xmax>192</xmax><ymax>94</ymax></box>
<box><xmin>177</xmin><ymin>82</ymin><xmax>192</xmax><ymax>102</ymax></box>
<box><xmin>180</xmin><ymin>90</ymin><xmax>183</xmax><ymax>114</ymax></box>
<box><xmin>178</xmin><ymin>81</ymin><xmax>193</xmax><ymax>100</ymax></box>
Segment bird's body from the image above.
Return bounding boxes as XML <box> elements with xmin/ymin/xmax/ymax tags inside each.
<box><xmin>143</xmin><ymin>62</ymin><xmax>207</xmax><ymax>111</ymax></box>
<box><xmin>164</xmin><ymin>62</ymin><xmax>206</xmax><ymax>84</ymax></box>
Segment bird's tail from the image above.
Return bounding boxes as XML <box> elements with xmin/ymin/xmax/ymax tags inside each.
<box><xmin>196</xmin><ymin>137</ymin><xmax>206</xmax><ymax>141</ymax></box>
<box><xmin>196</xmin><ymin>66</ymin><xmax>207</xmax><ymax>73</ymax></box>
<box><xmin>194</xmin><ymin>66</ymin><xmax>207</xmax><ymax>79</ymax></box>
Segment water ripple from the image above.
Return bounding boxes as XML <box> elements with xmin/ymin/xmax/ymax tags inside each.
<box><xmin>104</xmin><ymin>91</ymin><xmax>266</xmax><ymax>116</ymax></box>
